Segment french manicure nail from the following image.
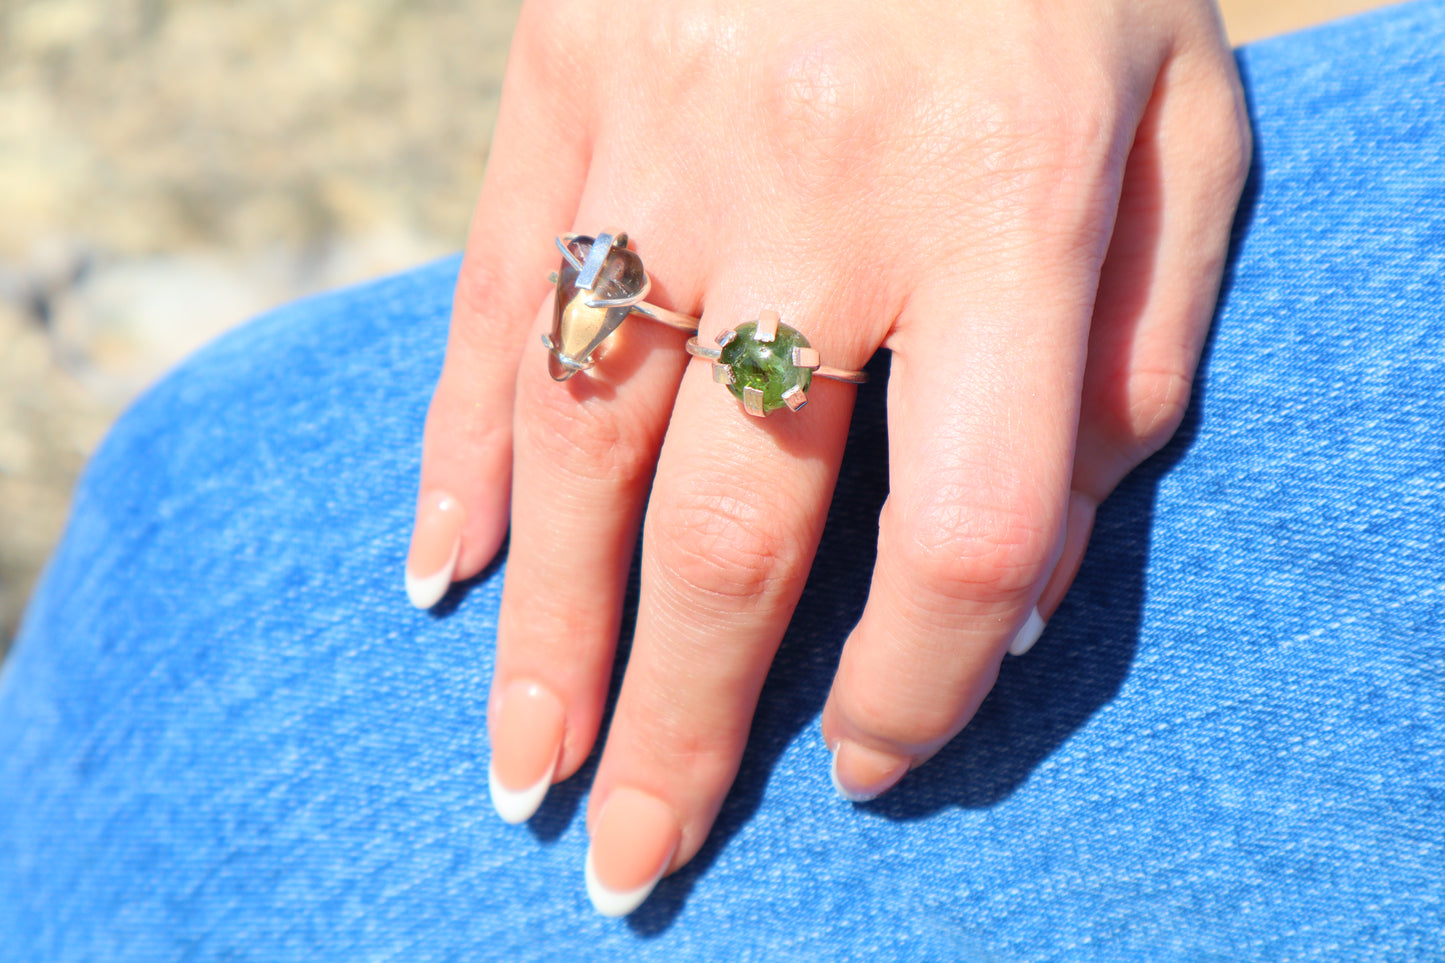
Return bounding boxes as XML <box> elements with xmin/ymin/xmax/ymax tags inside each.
<box><xmin>487</xmin><ymin>679</ymin><xmax>566</xmax><ymax>824</ymax></box>
<box><xmin>585</xmin><ymin>787</ymin><xmax>680</xmax><ymax>917</ymax></box>
<box><xmin>1008</xmin><ymin>608</ymin><xmax>1046</xmax><ymax>656</ymax></box>
<box><xmin>405</xmin><ymin>491</ymin><xmax>464</xmax><ymax>609</ymax></box>
<box><xmin>830</xmin><ymin>740</ymin><xmax>909</xmax><ymax>802</ymax></box>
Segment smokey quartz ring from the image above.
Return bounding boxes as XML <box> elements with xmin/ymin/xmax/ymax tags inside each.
<box><xmin>685</xmin><ymin>310</ymin><xmax>867</xmax><ymax>417</ymax></box>
<box><xmin>544</xmin><ymin>232</ymin><xmax>698</xmax><ymax>381</ymax></box>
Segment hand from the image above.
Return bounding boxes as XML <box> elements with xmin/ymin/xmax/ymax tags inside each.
<box><xmin>407</xmin><ymin>0</ymin><xmax>1249</xmax><ymax>916</ymax></box>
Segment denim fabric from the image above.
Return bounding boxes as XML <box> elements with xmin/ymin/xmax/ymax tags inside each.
<box><xmin>3</xmin><ymin>3</ymin><xmax>1444</xmax><ymax>960</ymax></box>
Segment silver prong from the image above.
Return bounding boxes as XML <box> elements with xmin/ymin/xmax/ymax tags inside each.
<box><xmin>782</xmin><ymin>386</ymin><xmax>808</xmax><ymax>411</ymax></box>
<box><xmin>541</xmin><ymin>333</ymin><xmax>557</xmax><ymax>351</ymax></box>
<box><xmin>715</xmin><ymin>328</ymin><xmax>737</xmax><ymax>348</ymax></box>
<box><xmin>755</xmin><ymin>310</ymin><xmax>779</xmax><ymax>342</ymax></box>
<box><xmin>575</xmin><ymin>232</ymin><xmax>616</xmax><ymax>292</ymax></box>
<box><xmin>792</xmin><ymin>346</ymin><xmax>820</xmax><ymax>369</ymax></box>
<box><xmin>742</xmin><ymin>386</ymin><xmax>767</xmax><ymax>417</ymax></box>
<box><xmin>554</xmin><ymin>235</ymin><xmax>585</xmax><ymax>271</ymax></box>
<box><xmin>584</xmin><ymin>292</ymin><xmax>644</xmax><ymax>309</ymax></box>
<box><xmin>712</xmin><ymin>362</ymin><xmax>734</xmax><ymax>385</ymax></box>
<box><xmin>586</xmin><ymin>272</ymin><xmax>650</xmax><ymax>310</ymax></box>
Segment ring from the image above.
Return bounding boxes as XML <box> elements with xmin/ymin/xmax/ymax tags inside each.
<box><xmin>544</xmin><ymin>232</ymin><xmax>699</xmax><ymax>382</ymax></box>
<box><xmin>685</xmin><ymin>310</ymin><xmax>868</xmax><ymax>417</ymax></box>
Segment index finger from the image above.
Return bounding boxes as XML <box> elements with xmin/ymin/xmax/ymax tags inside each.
<box><xmin>407</xmin><ymin>12</ymin><xmax>590</xmax><ymax>604</ymax></box>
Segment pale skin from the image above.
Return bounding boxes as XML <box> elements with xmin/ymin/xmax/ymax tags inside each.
<box><xmin>409</xmin><ymin>0</ymin><xmax>1251</xmax><ymax>914</ymax></box>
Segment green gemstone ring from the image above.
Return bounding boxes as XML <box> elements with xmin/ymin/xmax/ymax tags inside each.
<box><xmin>686</xmin><ymin>310</ymin><xmax>867</xmax><ymax>416</ymax></box>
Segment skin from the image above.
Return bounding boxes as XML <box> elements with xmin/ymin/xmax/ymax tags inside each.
<box><xmin>415</xmin><ymin>0</ymin><xmax>1250</xmax><ymax>882</ymax></box>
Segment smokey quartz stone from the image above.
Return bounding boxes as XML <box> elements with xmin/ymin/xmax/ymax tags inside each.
<box><xmin>718</xmin><ymin>321</ymin><xmax>813</xmax><ymax>413</ymax></box>
<box><xmin>547</xmin><ymin>234</ymin><xmax>648</xmax><ymax>381</ymax></box>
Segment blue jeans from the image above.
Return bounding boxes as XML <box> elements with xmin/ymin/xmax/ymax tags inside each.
<box><xmin>3</xmin><ymin>4</ymin><xmax>1444</xmax><ymax>960</ymax></box>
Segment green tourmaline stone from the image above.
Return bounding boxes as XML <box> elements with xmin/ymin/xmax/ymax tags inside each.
<box><xmin>719</xmin><ymin>321</ymin><xmax>812</xmax><ymax>413</ymax></box>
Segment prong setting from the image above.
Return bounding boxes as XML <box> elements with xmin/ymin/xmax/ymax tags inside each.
<box><xmin>574</xmin><ymin>232</ymin><xmax>616</xmax><ymax>292</ymax></box>
<box><xmin>545</xmin><ymin>231</ymin><xmax>700</xmax><ymax>382</ymax></box>
<box><xmin>755</xmin><ymin>310</ymin><xmax>779</xmax><ymax>342</ymax></box>
<box><xmin>709</xmin><ymin>316</ymin><xmax>814</xmax><ymax>415</ymax></box>
<box><xmin>555</xmin><ymin>235</ymin><xmax>585</xmax><ymax>271</ymax></box>
<box><xmin>683</xmin><ymin>308</ymin><xmax>869</xmax><ymax>414</ymax></box>
<box><xmin>690</xmin><ymin>309</ymin><xmax>867</xmax><ymax>410</ymax></box>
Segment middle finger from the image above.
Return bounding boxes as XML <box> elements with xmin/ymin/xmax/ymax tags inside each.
<box><xmin>580</xmin><ymin>254</ymin><xmax>888</xmax><ymax>916</ymax></box>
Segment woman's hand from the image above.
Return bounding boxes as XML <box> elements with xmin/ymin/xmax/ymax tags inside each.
<box><xmin>407</xmin><ymin>0</ymin><xmax>1249</xmax><ymax>915</ymax></box>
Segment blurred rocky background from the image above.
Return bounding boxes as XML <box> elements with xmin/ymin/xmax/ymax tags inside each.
<box><xmin>0</xmin><ymin>0</ymin><xmax>1397</xmax><ymax>656</ymax></box>
<box><xmin>0</xmin><ymin>0</ymin><xmax>520</xmax><ymax>652</ymax></box>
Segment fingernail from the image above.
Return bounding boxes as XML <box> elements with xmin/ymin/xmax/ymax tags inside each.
<box><xmin>585</xmin><ymin>787</ymin><xmax>680</xmax><ymax>917</ymax></box>
<box><xmin>405</xmin><ymin>491</ymin><xmax>464</xmax><ymax>609</ymax></box>
<box><xmin>1008</xmin><ymin>608</ymin><xmax>1046</xmax><ymax>656</ymax></box>
<box><xmin>830</xmin><ymin>740</ymin><xmax>910</xmax><ymax>802</ymax></box>
<box><xmin>487</xmin><ymin>679</ymin><xmax>566</xmax><ymax>824</ymax></box>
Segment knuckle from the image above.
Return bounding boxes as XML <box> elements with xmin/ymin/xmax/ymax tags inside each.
<box><xmin>841</xmin><ymin>680</ymin><xmax>965</xmax><ymax>750</ymax></box>
<box><xmin>1219</xmin><ymin>97</ymin><xmax>1254</xmax><ymax>192</ymax></box>
<box><xmin>977</xmin><ymin>86</ymin><xmax>1102</xmax><ymax>170</ymax></box>
<box><xmin>650</xmin><ymin>486</ymin><xmax>811</xmax><ymax>606</ymax></box>
<box><xmin>1083</xmin><ymin>355</ymin><xmax>1196</xmax><ymax>468</ymax></box>
<box><xmin>914</xmin><ymin>86</ymin><xmax>1114</xmax><ymax>248</ymax></box>
<box><xmin>642</xmin><ymin>1</ymin><xmax>734</xmax><ymax>87</ymax></box>
<box><xmin>450</xmin><ymin>257</ymin><xmax>532</xmax><ymax>354</ymax></box>
<box><xmin>423</xmin><ymin>383</ymin><xmax>509</xmax><ymax>458</ymax></box>
<box><xmin>764</xmin><ymin>32</ymin><xmax>900</xmax><ymax>183</ymax></box>
<box><xmin>451</xmin><ymin>258</ymin><xmax>506</xmax><ymax>335</ymax></box>
<box><xmin>1125</xmin><ymin>364</ymin><xmax>1194</xmax><ymax>454</ymax></box>
<box><xmin>517</xmin><ymin>383</ymin><xmax>661</xmax><ymax>485</ymax></box>
<box><xmin>521</xmin><ymin>0</ymin><xmax>596</xmax><ymax>39</ymax></box>
<box><xmin>512</xmin><ymin>0</ymin><xmax>591</xmax><ymax>80</ymax></box>
<box><xmin>515</xmin><ymin>0</ymin><xmax>670</xmax><ymax>112</ymax></box>
<box><xmin>1190</xmin><ymin>72</ymin><xmax>1254</xmax><ymax>194</ymax></box>
<box><xmin>999</xmin><ymin>86</ymin><xmax>1104</xmax><ymax>164</ymax></box>
<box><xmin>887</xmin><ymin>487</ymin><xmax>1054</xmax><ymax>605</ymax></box>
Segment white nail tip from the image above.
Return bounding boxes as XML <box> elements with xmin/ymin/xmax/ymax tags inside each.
<box><xmin>829</xmin><ymin>746</ymin><xmax>880</xmax><ymax>803</ymax></box>
<box><xmin>1008</xmin><ymin>608</ymin><xmax>1046</xmax><ymax>656</ymax></box>
<box><xmin>404</xmin><ymin>538</ymin><xmax>460</xmax><ymax>609</ymax></box>
<box><xmin>585</xmin><ymin>848</ymin><xmax>661</xmax><ymax>918</ymax></box>
<box><xmin>488</xmin><ymin>757</ymin><xmax>554</xmax><ymax>825</ymax></box>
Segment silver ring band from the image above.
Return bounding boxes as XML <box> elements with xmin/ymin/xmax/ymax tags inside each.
<box><xmin>627</xmin><ymin>299</ymin><xmax>700</xmax><ymax>334</ymax></box>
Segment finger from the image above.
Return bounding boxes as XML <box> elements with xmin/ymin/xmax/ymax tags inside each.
<box><xmin>406</xmin><ymin>14</ymin><xmax>590</xmax><ymax>607</ymax></box>
<box><xmin>581</xmin><ymin>269</ymin><xmax>885</xmax><ymax>914</ymax></box>
<box><xmin>819</xmin><ymin>145</ymin><xmax>1127</xmax><ymax>799</ymax></box>
<box><xmin>485</xmin><ymin>194</ymin><xmax>706</xmax><ymax>822</ymax></box>
<box><xmin>1014</xmin><ymin>40</ymin><xmax>1252</xmax><ymax>652</ymax></box>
